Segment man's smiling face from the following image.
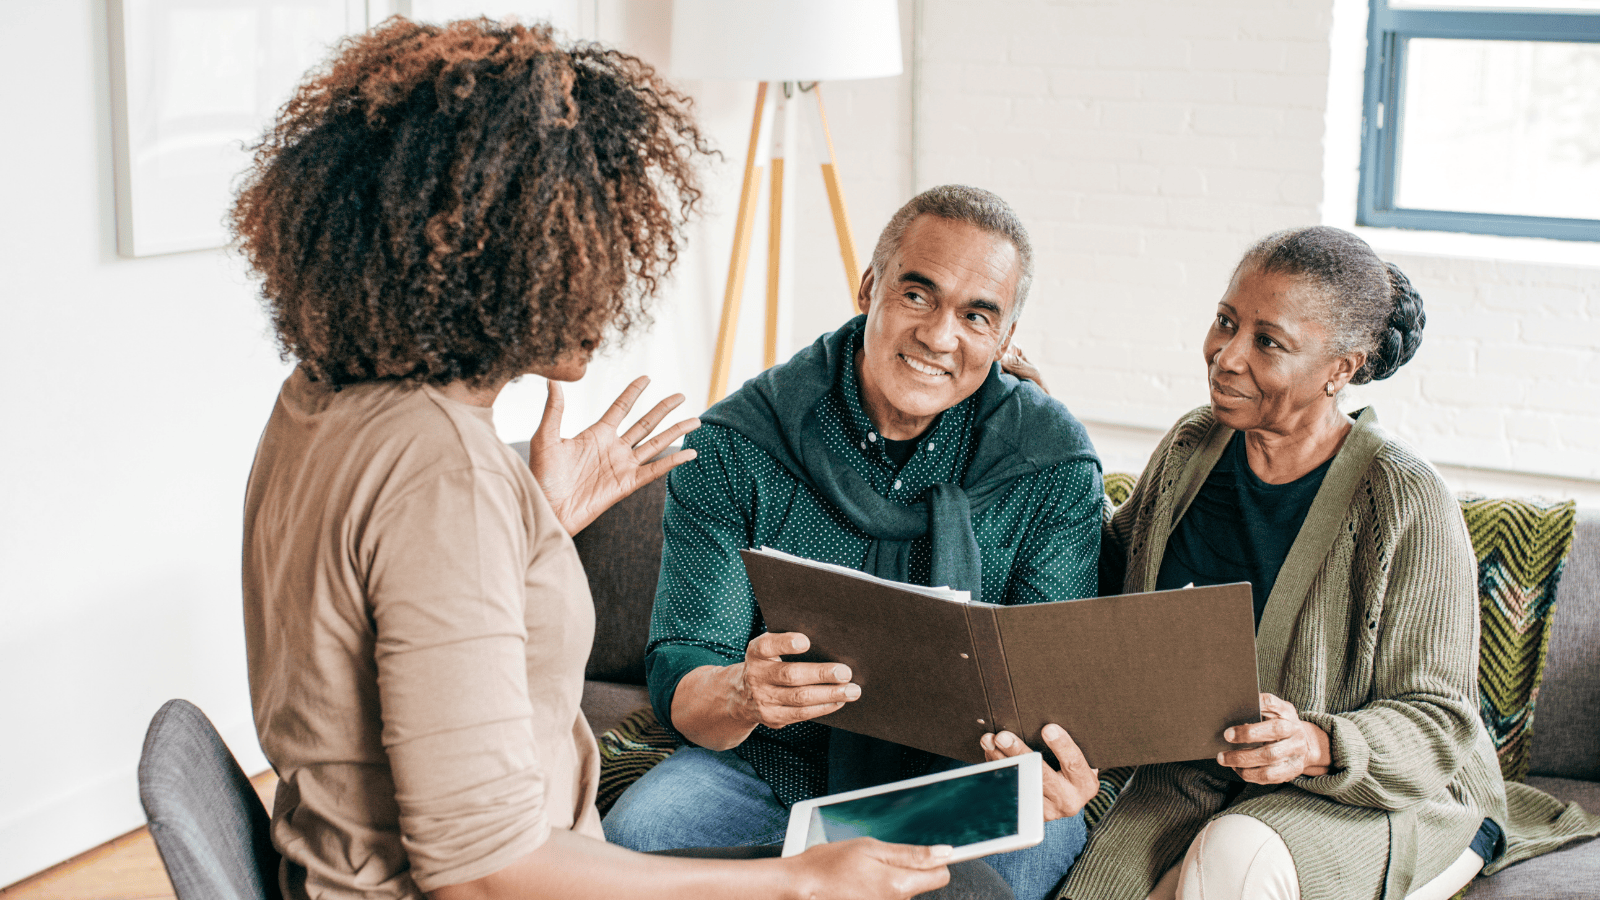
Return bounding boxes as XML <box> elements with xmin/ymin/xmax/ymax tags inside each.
<box><xmin>854</xmin><ymin>214</ymin><xmax>1020</xmax><ymax>440</ymax></box>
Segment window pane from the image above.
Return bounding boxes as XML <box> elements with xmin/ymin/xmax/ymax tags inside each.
<box><xmin>1395</xmin><ymin>38</ymin><xmax>1600</xmax><ymax>220</ymax></box>
<box><xmin>1388</xmin><ymin>1</ymin><xmax>1600</xmax><ymax>10</ymax></box>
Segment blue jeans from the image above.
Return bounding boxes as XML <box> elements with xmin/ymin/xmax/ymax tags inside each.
<box><xmin>603</xmin><ymin>746</ymin><xmax>1086</xmax><ymax>900</ymax></box>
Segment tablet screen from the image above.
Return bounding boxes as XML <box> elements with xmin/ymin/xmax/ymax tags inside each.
<box><xmin>813</xmin><ymin>765</ymin><xmax>1019</xmax><ymax>847</ymax></box>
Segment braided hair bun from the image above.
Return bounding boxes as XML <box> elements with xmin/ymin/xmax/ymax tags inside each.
<box><xmin>1358</xmin><ymin>262</ymin><xmax>1426</xmax><ymax>383</ymax></box>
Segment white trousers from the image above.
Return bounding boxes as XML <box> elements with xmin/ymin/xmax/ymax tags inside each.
<box><xmin>1143</xmin><ymin>814</ymin><xmax>1485</xmax><ymax>900</ymax></box>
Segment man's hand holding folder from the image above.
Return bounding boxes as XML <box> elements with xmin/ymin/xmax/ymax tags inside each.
<box><xmin>668</xmin><ymin>631</ymin><xmax>862</xmax><ymax>751</ymax></box>
<box><xmin>737</xmin><ymin>632</ymin><xmax>862</xmax><ymax>729</ymax></box>
<box><xmin>981</xmin><ymin>725</ymin><xmax>1100</xmax><ymax>822</ymax></box>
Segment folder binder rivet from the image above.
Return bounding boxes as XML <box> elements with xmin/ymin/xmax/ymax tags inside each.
<box><xmin>960</xmin><ymin>653</ymin><xmax>970</xmax><ymax>659</ymax></box>
<box><xmin>977</xmin><ymin>719</ymin><xmax>987</xmax><ymax>725</ymax></box>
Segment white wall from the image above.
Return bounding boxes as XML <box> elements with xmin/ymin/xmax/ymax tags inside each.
<box><xmin>0</xmin><ymin>3</ymin><xmax>291</xmax><ymax>884</ymax></box>
<box><xmin>913</xmin><ymin>0</ymin><xmax>1600</xmax><ymax>503</ymax></box>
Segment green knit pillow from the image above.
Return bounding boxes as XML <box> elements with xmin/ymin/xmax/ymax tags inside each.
<box><xmin>1104</xmin><ymin>471</ymin><xmax>1137</xmax><ymax>508</ymax></box>
<box><xmin>595</xmin><ymin>707</ymin><xmax>680</xmax><ymax>815</ymax></box>
<box><xmin>1462</xmin><ymin>495</ymin><xmax>1577</xmax><ymax>783</ymax></box>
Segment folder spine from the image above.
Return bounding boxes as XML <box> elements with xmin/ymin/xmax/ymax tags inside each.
<box><xmin>964</xmin><ymin>605</ymin><xmax>1023</xmax><ymax>738</ymax></box>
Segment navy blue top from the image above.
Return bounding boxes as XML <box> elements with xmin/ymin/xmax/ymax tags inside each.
<box><xmin>882</xmin><ymin>436</ymin><xmax>918</xmax><ymax>468</ymax></box>
<box><xmin>1155</xmin><ymin>431</ymin><xmax>1331</xmax><ymax>625</ymax></box>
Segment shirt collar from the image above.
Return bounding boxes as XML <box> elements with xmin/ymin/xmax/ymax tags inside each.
<box><xmin>835</xmin><ymin>330</ymin><xmax>975</xmax><ymax>471</ymax></box>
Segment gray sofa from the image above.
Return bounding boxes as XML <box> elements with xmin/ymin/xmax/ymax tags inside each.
<box><xmin>563</xmin><ymin>470</ymin><xmax>1600</xmax><ymax>897</ymax></box>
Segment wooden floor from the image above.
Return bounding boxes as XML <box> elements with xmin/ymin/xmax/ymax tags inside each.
<box><xmin>0</xmin><ymin>773</ymin><xmax>278</xmax><ymax>900</ymax></box>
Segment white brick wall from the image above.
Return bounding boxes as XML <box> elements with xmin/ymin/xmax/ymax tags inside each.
<box><xmin>913</xmin><ymin>0</ymin><xmax>1600</xmax><ymax>494</ymax></box>
<box><xmin>1349</xmin><ymin>254</ymin><xmax>1600</xmax><ymax>482</ymax></box>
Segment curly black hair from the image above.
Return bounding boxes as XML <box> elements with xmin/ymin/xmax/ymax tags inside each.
<box><xmin>231</xmin><ymin>17</ymin><xmax>713</xmax><ymax>387</ymax></box>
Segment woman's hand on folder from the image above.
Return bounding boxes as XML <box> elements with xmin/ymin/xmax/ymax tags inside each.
<box><xmin>980</xmin><ymin>725</ymin><xmax>1099</xmax><ymax>822</ymax></box>
<box><xmin>670</xmin><ymin>632</ymin><xmax>861</xmax><ymax>750</ymax></box>
<box><xmin>1217</xmin><ymin>693</ymin><xmax>1332</xmax><ymax>784</ymax></box>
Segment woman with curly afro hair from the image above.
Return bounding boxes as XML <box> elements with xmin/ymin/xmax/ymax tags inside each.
<box><xmin>235</xmin><ymin>17</ymin><xmax>996</xmax><ymax>900</ymax></box>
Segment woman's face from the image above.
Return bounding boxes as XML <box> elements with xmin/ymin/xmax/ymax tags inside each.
<box><xmin>1203</xmin><ymin>265</ymin><xmax>1361</xmax><ymax>436</ymax></box>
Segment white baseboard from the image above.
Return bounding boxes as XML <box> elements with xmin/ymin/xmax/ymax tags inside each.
<box><xmin>0</xmin><ymin>711</ymin><xmax>268</xmax><ymax>890</ymax></box>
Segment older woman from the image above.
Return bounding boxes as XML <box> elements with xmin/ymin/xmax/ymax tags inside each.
<box><xmin>981</xmin><ymin>226</ymin><xmax>1598</xmax><ymax>900</ymax></box>
<box><xmin>230</xmin><ymin>18</ymin><xmax>1004</xmax><ymax>900</ymax></box>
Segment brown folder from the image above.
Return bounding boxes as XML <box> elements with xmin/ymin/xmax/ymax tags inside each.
<box><xmin>742</xmin><ymin>548</ymin><xmax>1261</xmax><ymax>769</ymax></box>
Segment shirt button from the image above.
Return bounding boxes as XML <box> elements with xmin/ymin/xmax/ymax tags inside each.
<box><xmin>859</xmin><ymin>441</ymin><xmax>867</xmax><ymax>450</ymax></box>
<box><xmin>893</xmin><ymin>479</ymin><xmax>903</xmax><ymax>490</ymax></box>
<box><xmin>867</xmin><ymin>433</ymin><xmax>877</xmax><ymax>442</ymax></box>
<box><xmin>927</xmin><ymin>442</ymin><xmax>935</xmax><ymax>452</ymax></box>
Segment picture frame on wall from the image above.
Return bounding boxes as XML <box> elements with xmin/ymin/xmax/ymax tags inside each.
<box><xmin>107</xmin><ymin>0</ymin><xmax>598</xmax><ymax>258</ymax></box>
<box><xmin>108</xmin><ymin>0</ymin><xmax>363</xmax><ymax>257</ymax></box>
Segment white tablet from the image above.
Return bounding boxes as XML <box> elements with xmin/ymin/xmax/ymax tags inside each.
<box><xmin>781</xmin><ymin>753</ymin><xmax>1043</xmax><ymax>863</ymax></box>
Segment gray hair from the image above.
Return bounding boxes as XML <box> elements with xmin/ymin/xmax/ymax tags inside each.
<box><xmin>1236</xmin><ymin>225</ymin><xmax>1425</xmax><ymax>385</ymax></box>
<box><xmin>868</xmin><ymin>185</ymin><xmax>1034</xmax><ymax>319</ymax></box>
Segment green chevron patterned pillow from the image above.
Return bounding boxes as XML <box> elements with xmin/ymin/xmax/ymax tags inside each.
<box><xmin>1462</xmin><ymin>495</ymin><xmax>1577</xmax><ymax>783</ymax></box>
<box><xmin>596</xmin><ymin>707</ymin><xmax>679</xmax><ymax>815</ymax></box>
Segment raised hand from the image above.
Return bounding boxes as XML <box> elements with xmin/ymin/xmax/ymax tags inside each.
<box><xmin>528</xmin><ymin>376</ymin><xmax>699</xmax><ymax>535</ymax></box>
<box><xmin>981</xmin><ymin>724</ymin><xmax>1099</xmax><ymax>821</ymax></box>
<box><xmin>1218</xmin><ymin>692</ymin><xmax>1333</xmax><ymax>784</ymax></box>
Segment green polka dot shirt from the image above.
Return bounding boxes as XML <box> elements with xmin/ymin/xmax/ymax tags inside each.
<box><xmin>645</xmin><ymin>336</ymin><xmax>1103</xmax><ymax>805</ymax></box>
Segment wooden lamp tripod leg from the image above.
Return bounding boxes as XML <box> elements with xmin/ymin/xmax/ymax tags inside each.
<box><xmin>808</xmin><ymin>83</ymin><xmax>863</xmax><ymax>300</ymax></box>
<box><xmin>708</xmin><ymin>82</ymin><xmax>770</xmax><ymax>407</ymax></box>
<box><xmin>764</xmin><ymin>87</ymin><xmax>791</xmax><ymax>370</ymax></box>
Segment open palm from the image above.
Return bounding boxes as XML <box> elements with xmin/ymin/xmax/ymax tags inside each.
<box><xmin>529</xmin><ymin>376</ymin><xmax>699</xmax><ymax>535</ymax></box>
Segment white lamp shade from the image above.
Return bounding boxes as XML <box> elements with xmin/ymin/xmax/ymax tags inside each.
<box><xmin>669</xmin><ymin>0</ymin><xmax>903</xmax><ymax>82</ymax></box>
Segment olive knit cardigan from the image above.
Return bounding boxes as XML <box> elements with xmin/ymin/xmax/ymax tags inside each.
<box><xmin>1061</xmin><ymin>406</ymin><xmax>1600</xmax><ymax>900</ymax></box>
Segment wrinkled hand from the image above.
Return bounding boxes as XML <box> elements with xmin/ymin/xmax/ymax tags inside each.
<box><xmin>1000</xmin><ymin>345</ymin><xmax>1050</xmax><ymax>395</ymax></box>
<box><xmin>786</xmin><ymin>838</ymin><xmax>951</xmax><ymax>900</ymax></box>
<box><xmin>1218</xmin><ymin>693</ymin><xmax>1332</xmax><ymax>784</ymax></box>
<box><xmin>529</xmin><ymin>376</ymin><xmax>699</xmax><ymax>535</ymax></box>
<box><xmin>731</xmin><ymin>632</ymin><xmax>861</xmax><ymax>730</ymax></box>
<box><xmin>981</xmin><ymin>724</ymin><xmax>1099</xmax><ymax>821</ymax></box>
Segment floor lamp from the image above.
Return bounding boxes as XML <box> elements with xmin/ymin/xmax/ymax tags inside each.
<box><xmin>670</xmin><ymin>0</ymin><xmax>904</xmax><ymax>405</ymax></box>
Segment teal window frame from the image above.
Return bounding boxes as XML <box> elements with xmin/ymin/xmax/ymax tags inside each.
<box><xmin>1357</xmin><ymin>2</ymin><xmax>1600</xmax><ymax>241</ymax></box>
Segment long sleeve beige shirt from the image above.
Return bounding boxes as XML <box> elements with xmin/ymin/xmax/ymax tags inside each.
<box><xmin>243</xmin><ymin>370</ymin><xmax>601</xmax><ymax>900</ymax></box>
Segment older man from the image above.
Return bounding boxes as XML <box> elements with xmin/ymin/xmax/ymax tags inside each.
<box><xmin>604</xmin><ymin>186</ymin><xmax>1104</xmax><ymax>900</ymax></box>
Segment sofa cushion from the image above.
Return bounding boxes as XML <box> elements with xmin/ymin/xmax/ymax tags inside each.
<box><xmin>1529</xmin><ymin>510</ymin><xmax>1600</xmax><ymax>782</ymax></box>
<box><xmin>580</xmin><ymin>681</ymin><xmax>652</xmax><ymax>738</ymax></box>
<box><xmin>571</xmin><ymin>479</ymin><xmax>667</xmax><ymax>685</ymax></box>
<box><xmin>1462</xmin><ymin>777</ymin><xmax>1600</xmax><ymax>898</ymax></box>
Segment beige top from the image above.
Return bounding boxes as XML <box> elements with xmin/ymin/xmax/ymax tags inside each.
<box><xmin>243</xmin><ymin>370</ymin><xmax>602</xmax><ymax>900</ymax></box>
